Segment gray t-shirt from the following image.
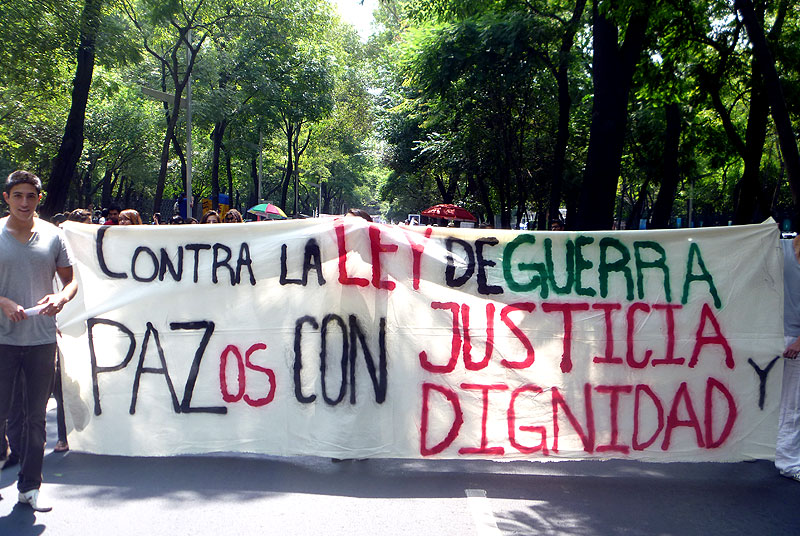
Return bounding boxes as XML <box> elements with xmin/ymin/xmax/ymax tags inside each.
<box><xmin>0</xmin><ymin>217</ymin><xmax>72</xmax><ymax>345</ymax></box>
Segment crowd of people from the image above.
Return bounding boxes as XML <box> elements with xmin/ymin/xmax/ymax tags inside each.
<box><xmin>49</xmin><ymin>204</ymin><xmax>248</xmax><ymax>227</ymax></box>
<box><xmin>0</xmin><ymin>168</ymin><xmax>798</xmax><ymax>516</ymax></box>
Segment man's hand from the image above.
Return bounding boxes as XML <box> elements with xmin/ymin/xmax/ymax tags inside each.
<box><xmin>0</xmin><ymin>297</ymin><xmax>26</xmax><ymax>322</ymax></box>
<box><xmin>36</xmin><ymin>292</ymin><xmax>68</xmax><ymax>316</ymax></box>
<box><xmin>784</xmin><ymin>337</ymin><xmax>800</xmax><ymax>359</ymax></box>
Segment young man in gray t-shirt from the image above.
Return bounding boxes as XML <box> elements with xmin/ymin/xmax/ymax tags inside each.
<box><xmin>0</xmin><ymin>170</ymin><xmax>78</xmax><ymax>511</ymax></box>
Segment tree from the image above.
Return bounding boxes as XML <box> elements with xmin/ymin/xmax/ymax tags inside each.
<box><xmin>575</xmin><ymin>1</ymin><xmax>650</xmax><ymax>230</ymax></box>
<box><xmin>42</xmin><ymin>0</ymin><xmax>104</xmax><ymax>217</ymax></box>
<box><xmin>121</xmin><ymin>0</ymin><xmax>239</xmax><ymax>214</ymax></box>
<box><xmin>735</xmin><ymin>0</ymin><xmax>800</xmax><ymax>223</ymax></box>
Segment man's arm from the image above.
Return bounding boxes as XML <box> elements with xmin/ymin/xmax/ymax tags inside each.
<box><xmin>784</xmin><ymin>336</ymin><xmax>800</xmax><ymax>359</ymax></box>
<box><xmin>38</xmin><ymin>265</ymin><xmax>78</xmax><ymax>316</ymax></box>
<box><xmin>0</xmin><ymin>296</ymin><xmax>26</xmax><ymax>322</ymax></box>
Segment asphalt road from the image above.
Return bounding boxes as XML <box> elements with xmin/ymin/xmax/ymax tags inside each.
<box><xmin>0</xmin><ymin>404</ymin><xmax>798</xmax><ymax>536</ymax></box>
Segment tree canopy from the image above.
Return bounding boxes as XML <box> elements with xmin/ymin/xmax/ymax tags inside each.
<box><xmin>1</xmin><ymin>0</ymin><xmax>799</xmax><ymax>230</ymax></box>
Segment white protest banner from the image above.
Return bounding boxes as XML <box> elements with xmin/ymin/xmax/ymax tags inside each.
<box><xmin>57</xmin><ymin>219</ymin><xmax>784</xmax><ymax>461</ymax></box>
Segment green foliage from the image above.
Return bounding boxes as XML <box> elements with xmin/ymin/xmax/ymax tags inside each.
<box><xmin>3</xmin><ymin>0</ymin><xmax>800</xmax><ymax>225</ymax></box>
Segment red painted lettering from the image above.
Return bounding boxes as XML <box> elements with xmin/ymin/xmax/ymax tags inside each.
<box><xmin>626</xmin><ymin>302</ymin><xmax>652</xmax><ymax>368</ymax></box>
<box><xmin>632</xmin><ymin>384</ymin><xmax>664</xmax><ymax>450</ymax></box>
<box><xmin>463</xmin><ymin>304</ymin><xmax>495</xmax><ymax>371</ymax></box>
<box><xmin>403</xmin><ymin>227</ymin><xmax>433</xmax><ymax>290</ymax></box>
<box><xmin>592</xmin><ymin>303</ymin><xmax>623</xmax><ymax>365</ymax></box>
<box><xmin>418</xmin><ymin>302</ymin><xmax>462</xmax><ymax>374</ymax></box>
<box><xmin>542</xmin><ymin>302</ymin><xmax>590</xmax><ymax>373</ymax></box>
<box><xmin>243</xmin><ymin>343</ymin><xmax>276</xmax><ymax>407</ymax></box>
<box><xmin>595</xmin><ymin>384</ymin><xmax>632</xmax><ymax>454</ymax></box>
<box><xmin>369</xmin><ymin>225</ymin><xmax>397</xmax><ymax>290</ymax></box>
<box><xmin>661</xmin><ymin>382</ymin><xmax>705</xmax><ymax>450</ymax></box>
<box><xmin>704</xmin><ymin>377</ymin><xmax>737</xmax><ymax>448</ymax></box>
<box><xmin>458</xmin><ymin>383</ymin><xmax>508</xmax><ymax>455</ymax></box>
<box><xmin>335</xmin><ymin>222</ymin><xmax>369</xmax><ymax>287</ymax></box>
<box><xmin>508</xmin><ymin>384</ymin><xmax>549</xmax><ymax>455</ymax></box>
<box><xmin>688</xmin><ymin>303</ymin><xmax>734</xmax><ymax>369</ymax></box>
<box><xmin>651</xmin><ymin>304</ymin><xmax>685</xmax><ymax>366</ymax></box>
<box><xmin>500</xmin><ymin>303</ymin><xmax>536</xmax><ymax>369</ymax></box>
<box><xmin>551</xmin><ymin>384</ymin><xmax>595</xmax><ymax>453</ymax></box>
<box><xmin>219</xmin><ymin>345</ymin><xmax>245</xmax><ymax>403</ymax></box>
<box><xmin>420</xmin><ymin>382</ymin><xmax>464</xmax><ymax>456</ymax></box>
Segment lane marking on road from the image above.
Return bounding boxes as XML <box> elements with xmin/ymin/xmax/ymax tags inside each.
<box><xmin>465</xmin><ymin>489</ymin><xmax>503</xmax><ymax>536</ymax></box>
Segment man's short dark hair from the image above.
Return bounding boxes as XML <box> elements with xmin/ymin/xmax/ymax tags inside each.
<box><xmin>5</xmin><ymin>170</ymin><xmax>42</xmax><ymax>193</ymax></box>
<box><xmin>108</xmin><ymin>203</ymin><xmax>122</xmax><ymax>213</ymax></box>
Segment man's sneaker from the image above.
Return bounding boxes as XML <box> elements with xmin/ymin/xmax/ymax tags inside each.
<box><xmin>779</xmin><ymin>469</ymin><xmax>800</xmax><ymax>482</ymax></box>
<box><xmin>17</xmin><ymin>490</ymin><xmax>52</xmax><ymax>512</ymax></box>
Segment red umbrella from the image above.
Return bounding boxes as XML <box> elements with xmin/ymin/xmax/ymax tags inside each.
<box><xmin>421</xmin><ymin>203</ymin><xmax>477</xmax><ymax>222</ymax></box>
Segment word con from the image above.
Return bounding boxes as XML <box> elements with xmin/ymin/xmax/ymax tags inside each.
<box><xmin>293</xmin><ymin>314</ymin><xmax>388</xmax><ymax>405</ymax></box>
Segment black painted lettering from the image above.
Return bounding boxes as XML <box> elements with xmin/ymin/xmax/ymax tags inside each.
<box><xmin>302</xmin><ymin>239</ymin><xmax>326</xmax><ymax>286</ymax></box>
<box><xmin>95</xmin><ymin>227</ymin><xmax>127</xmax><ymax>279</ymax></box>
<box><xmin>321</xmin><ymin>314</ymin><xmax>348</xmax><ymax>406</ymax></box>
<box><xmin>213</xmin><ymin>243</ymin><xmax>235</xmax><ymax>285</ymax></box>
<box><xmin>88</xmin><ymin>318</ymin><xmax>136</xmax><ymax>415</ymax></box>
<box><xmin>446</xmin><ymin>238</ymin><xmax>475</xmax><ymax>287</ymax></box>
<box><xmin>131</xmin><ymin>246</ymin><xmax>159</xmax><ymax>282</ymax></box>
<box><xmin>235</xmin><ymin>242</ymin><xmax>256</xmax><ymax>285</ymax></box>
<box><xmin>186</xmin><ymin>243</ymin><xmax>212</xmax><ymax>283</ymax></box>
<box><xmin>170</xmin><ymin>321</ymin><xmax>225</xmax><ymax>414</ymax></box>
<box><xmin>748</xmin><ymin>356</ymin><xmax>781</xmax><ymax>410</ymax></box>
<box><xmin>280</xmin><ymin>244</ymin><xmax>303</xmax><ymax>285</ymax></box>
<box><xmin>294</xmin><ymin>316</ymin><xmax>319</xmax><ymax>403</ymax></box>
<box><xmin>348</xmin><ymin>315</ymin><xmax>387</xmax><ymax>404</ymax></box>
<box><xmin>129</xmin><ymin>322</ymin><xmax>181</xmax><ymax>414</ymax></box>
<box><xmin>475</xmin><ymin>237</ymin><xmax>503</xmax><ymax>295</ymax></box>
<box><xmin>159</xmin><ymin>247</ymin><xmax>184</xmax><ymax>281</ymax></box>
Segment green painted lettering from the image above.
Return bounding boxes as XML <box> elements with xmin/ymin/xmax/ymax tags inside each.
<box><xmin>544</xmin><ymin>238</ymin><xmax>575</xmax><ymax>295</ymax></box>
<box><xmin>574</xmin><ymin>236</ymin><xmax>597</xmax><ymax>297</ymax></box>
<box><xmin>599</xmin><ymin>238</ymin><xmax>634</xmax><ymax>300</ymax></box>
<box><xmin>502</xmin><ymin>234</ymin><xmax>548</xmax><ymax>297</ymax></box>
<box><xmin>634</xmin><ymin>241</ymin><xmax>671</xmax><ymax>301</ymax></box>
<box><xmin>681</xmin><ymin>242</ymin><xmax>721</xmax><ymax>308</ymax></box>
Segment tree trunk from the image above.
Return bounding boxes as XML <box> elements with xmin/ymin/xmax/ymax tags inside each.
<box><xmin>100</xmin><ymin>168</ymin><xmax>113</xmax><ymax>207</ymax></box>
<box><xmin>548</xmin><ymin>0</ymin><xmax>588</xmax><ymax>227</ymax></box>
<box><xmin>225</xmin><ymin>143</ymin><xmax>233</xmax><ymax>200</ymax></box>
<box><xmin>627</xmin><ymin>177</ymin><xmax>650</xmax><ymax>230</ymax></box>
<box><xmin>733</xmin><ymin>62</ymin><xmax>769</xmax><ymax>224</ymax></box>
<box><xmin>576</xmin><ymin>3</ymin><xmax>649</xmax><ymax>230</ymax></box>
<box><xmin>735</xmin><ymin>0</ymin><xmax>800</xmax><ymax>224</ymax></box>
<box><xmin>210</xmin><ymin>120</ymin><xmax>226</xmax><ymax>210</ymax></box>
<box><xmin>150</xmin><ymin>26</ymin><xmax>203</xmax><ymax>215</ymax></box>
<box><xmin>291</xmin><ymin>127</ymin><xmax>311</xmax><ymax>216</ymax></box>
<box><xmin>42</xmin><ymin>0</ymin><xmax>103</xmax><ymax>218</ymax></box>
<box><xmin>280</xmin><ymin>120</ymin><xmax>294</xmax><ymax>210</ymax></box>
<box><xmin>651</xmin><ymin>103</ymin><xmax>682</xmax><ymax>228</ymax></box>
<box><xmin>250</xmin><ymin>158</ymin><xmax>259</xmax><ymax>209</ymax></box>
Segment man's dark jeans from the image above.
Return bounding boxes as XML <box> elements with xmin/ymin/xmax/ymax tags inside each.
<box><xmin>0</xmin><ymin>343</ymin><xmax>56</xmax><ymax>492</ymax></box>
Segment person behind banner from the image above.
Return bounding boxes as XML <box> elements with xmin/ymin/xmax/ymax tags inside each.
<box><xmin>119</xmin><ymin>209</ymin><xmax>143</xmax><ymax>226</ymax></box>
<box><xmin>778</xmin><ymin>236</ymin><xmax>800</xmax><ymax>482</ymax></box>
<box><xmin>0</xmin><ymin>170</ymin><xmax>78</xmax><ymax>511</ymax></box>
<box><xmin>223</xmin><ymin>209</ymin><xmax>243</xmax><ymax>223</ymax></box>
<box><xmin>201</xmin><ymin>210</ymin><xmax>221</xmax><ymax>224</ymax></box>
<box><xmin>103</xmin><ymin>204</ymin><xmax>121</xmax><ymax>225</ymax></box>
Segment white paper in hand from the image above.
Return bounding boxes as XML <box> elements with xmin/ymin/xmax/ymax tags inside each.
<box><xmin>22</xmin><ymin>304</ymin><xmax>47</xmax><ymax>317</ymax></box>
